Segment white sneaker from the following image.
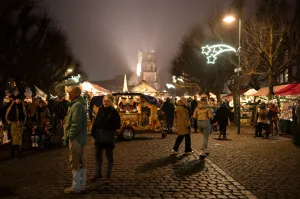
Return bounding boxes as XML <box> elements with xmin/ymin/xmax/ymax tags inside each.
<box><xmin>171</xmin><ymin>149</ymin><xmax>178</xmax><ymax>154</ymax></box>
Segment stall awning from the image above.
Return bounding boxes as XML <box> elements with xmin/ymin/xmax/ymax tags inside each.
<box><xmin>243</xmin><ymin>89</ymin><xmax>257</xmax><ymax>96</ymax></box>
<box><xmin>275</xmin><ymin>83</ymin><xmax>300</xmax><ymax>96</ymax></box>
<box><xmin>253</xmin><ymin>84</ymin><xmax>288</xmax><ymax>96</ymax></box>
<box><xmin>225</xmin><ymin>89</ymin><xmax>248</xmax><ymax>97</ymax></box>
<box><xmin>80</xmin><ymin>81</ymin><xmax>110</xmax><ymax>95</ymax></box>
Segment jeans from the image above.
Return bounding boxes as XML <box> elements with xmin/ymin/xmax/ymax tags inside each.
<box><xmin>197</xmin><ymin>120</ymin><xmax>211</xmax><ymax>152</ymax></box>
<box><xmin>95</xmin><ymin>145</ymin><xmax>114</xmax><ymax>178</ymax></box>
<box><xmin>173</xmin><ymin>134</ymin><xmax>192</xmax><ymax>152</ymax></box>
<box><xmin>31</xmin><ymin>135</ymin><xmax>39</xmax><ymax>144</ymax></box>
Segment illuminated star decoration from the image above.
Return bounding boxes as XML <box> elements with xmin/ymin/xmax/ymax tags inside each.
<box><xmin>201</xmin><ymin>44</ymin><xmax>237</xmax><ymax>64</ymax></box>
<box><xmin>166</xmin><ymin>83</ymin><xmax>175</xmax><ymax>89</ymax></box>
<box><xmin>66</xmin><ymin>74</ymin><xmax>81</xmax><ymax>83</ymax></box>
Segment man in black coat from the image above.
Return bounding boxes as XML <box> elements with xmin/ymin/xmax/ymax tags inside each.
<box><xmin>215</xmin><ymin>102</ymin><xmax>231</xmax><ymax>139</ymax></box>
<box><xmin>190</xmin><ymin>96</ymin><xmax>198</xmax><ymax>133</ymax></box>
<box><xmin>161</xmin><ymin>98</ymin><xmax>175</xmax><ymax>133</ymax></box>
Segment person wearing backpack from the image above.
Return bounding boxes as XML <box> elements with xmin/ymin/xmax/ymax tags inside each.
<box><xmin>254</xmin><ymin>102</ymin><xmax>270</xmax><ymax>139</ymax></box>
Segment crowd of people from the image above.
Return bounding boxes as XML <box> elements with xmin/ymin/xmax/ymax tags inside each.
<box><xmin>0</xmin><ymin>93</ymin><xmax>68</xmax><ymax>157</ymax></box>
<box><xmin>2</xmin><ymin>87</ymin><xmax>300</xmax><ymax>194</ymax></box>
<box><xmin>253</xmin><ymin>99</ymin><xmax>300</xmax><ymax>139</ymax></box>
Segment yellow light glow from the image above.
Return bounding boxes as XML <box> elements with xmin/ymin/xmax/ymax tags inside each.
<box><xmin>137</xmin><ymin>63</ymin><xmax>141</xmax><ymax>77</ymax></box>
<box><xmin>67</xmin><ymin>68</ymin><xmax>73</xmax><ymax>72</ymax></box>
<box><xmin>223</xmin><ymin>15</ymin><xmax>236</xmax><ymax>23</ymax></box>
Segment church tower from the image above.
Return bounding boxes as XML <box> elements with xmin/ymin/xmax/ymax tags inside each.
<box><xmin>137</xmin><ymin>51</ymin><xmax>160</xmax><ymax>90</ymax></box>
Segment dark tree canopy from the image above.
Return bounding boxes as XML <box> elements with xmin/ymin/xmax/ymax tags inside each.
<box><xmin>0</xmin><ymin>0</ymin><xmax>86</xmax><ymax>100</ymax></box>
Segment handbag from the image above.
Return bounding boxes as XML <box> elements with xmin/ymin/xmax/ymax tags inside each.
<box><xmin>95</xmin><ymin>128</ymin><xmax>116</xmax><ymax>144</ymax></box>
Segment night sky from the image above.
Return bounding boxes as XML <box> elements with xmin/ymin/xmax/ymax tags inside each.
<box><xmin>43</xmin><ymin>0</ymin><xmax>232</xmax><ymax>81</ymax></box>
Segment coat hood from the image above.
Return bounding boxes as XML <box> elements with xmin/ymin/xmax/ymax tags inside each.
<box><xmin>197</xmin><ymin>101</ymin><xmax>209</xmax><ymax>110</ymax></box>
<box><xmin>69</xmin><ymin>96</ymin><xmax>86</xmax><ymax>106</ymax></box>
<box><xmin>177</xmin><ymin>99</ymin><xmax>185</xmax><ymax>106</ymax></box>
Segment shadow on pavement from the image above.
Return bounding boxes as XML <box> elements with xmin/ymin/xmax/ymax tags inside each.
<box><xmin>136</xmin><ymin>154</ymin><xmax>188</xmax><ymax>173</ymax></box>
<box><xmin>0</xmin><ymin>187</ymin><xmax>14</xmax><ymax>198</ymax></box>
<box><xmin>0</xmin><ymin>139</ymin><xmax>64</xmax><ymax>162</ymax></box>
<box><xmin>172</xmin><ymin>159</ymin><xmax>205</xmax><ymax>178</ymax></box>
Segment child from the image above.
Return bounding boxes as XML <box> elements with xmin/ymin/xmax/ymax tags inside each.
<box><xmin>31</xmin><ymin>123</ymin><xmax>39</xmax><ymax>147</ymax></box>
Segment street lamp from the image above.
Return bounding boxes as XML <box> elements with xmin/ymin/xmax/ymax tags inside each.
<box><xmin>223</xmin><ymin>12</ymin><xmax>242</xmax><ymax>135</ymax></box>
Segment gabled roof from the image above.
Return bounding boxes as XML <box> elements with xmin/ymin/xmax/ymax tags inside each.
<box><xmin>131</xmin><ymin>80</ymin><xmax>157</xmax><ymax>93</ymax></box>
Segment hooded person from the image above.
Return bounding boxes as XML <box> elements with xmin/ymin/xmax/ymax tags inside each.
<box><xmin>171</xmin><ymin>97</ymin><xmax>193</xmax><ymax>154</ymax></box>
<box><xmin>193</xmin><ymin>97</ymin><xmax>212</xmax><ymax>156</ymax></box>
<box><xmin>64</xmin><ymin>86</ymin><xmax>88</xmax><ymax>194</ymax></box>
<box><xmin>5</xmin><ymin>94</ymin><xmax>27</xmax><ymax>157</ymax></box>
<box><xmin>254</xmin><ymin>101</ymin><xmax>270</xmax><ymax>138</ymax></box>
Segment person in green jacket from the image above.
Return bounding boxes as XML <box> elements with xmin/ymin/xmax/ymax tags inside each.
<box><xmin>64</xmin><ymin>86</ymin><xmax>87</xmax><ymax>194</ymax></box>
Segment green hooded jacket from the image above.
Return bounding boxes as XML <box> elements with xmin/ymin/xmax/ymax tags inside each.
<box><xmin>65</xmin><ymin>96</ymin><xmax>87</xmax><ymax>146</ymax></box>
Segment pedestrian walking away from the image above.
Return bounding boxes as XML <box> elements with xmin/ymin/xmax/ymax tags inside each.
<box><xmin>171</xmin><ymin>97</ymin><xmax>193</xmax><ymax>154</ymax></box>
<box><xmin>215</xmin><ymin>102</ymin><xmax>231</xmax><ymax>139</ymax></box>
<box><xmin>90</xmin><ymin>94</ymin><xmax>121</xmax><ymax>185</ymax></box>
<box><xmin>193</xmin><ymin>97</ymin><xmax>213</xmax><ymax>156</ymax></box>
<box><xmin>63</xmin><ymin>86</ymin><xmax>88</xmax><ymax>194</ymax></box>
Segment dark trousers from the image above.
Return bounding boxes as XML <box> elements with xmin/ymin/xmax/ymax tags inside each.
<box><xmin>166</xmin><ymin>116</ymin><xmax>174</xmax><ymax>133</ymax></box>
<box><xmin>7</xmin><ymin>124</ymin><xmax>11</xmax><ymax>140</ymax></box>
<box><xmin>219</xmin><ymin>125</ymin><xmax>227</xmax><ymax>137</ymax></box>
<box><xmin>95</xmin><ymin>145</ymin><xmax>114</xmax><ymax>178</ymax></box>
<box><xmin>193</xmin><ymin>118</ymin><xmax>198</xmax><ymax>132</ymax></box>
<box><xmin>257</xmin><ymin>122</ymin><xmax>270</xmax><ymax>138</ymax></box>
<box><xmin>173</xmin><ymin>134</ymin><xmax>192</xmax><ymax>152</ymax></box>
<box><xmin>10</xmin><ymin>145</ymin><xmax>22</xmax><ymax>157</ymax></box>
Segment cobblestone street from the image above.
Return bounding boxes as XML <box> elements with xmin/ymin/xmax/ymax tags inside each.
<box><xmin>0</xmin><ymin>126</ymin><xmax>299</xmax><ymax>199</ymax></box>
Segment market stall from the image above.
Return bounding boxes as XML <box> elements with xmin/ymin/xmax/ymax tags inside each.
<box><xmin>131</xmin><ymin>80</ymin><xmax>157</xmax><ymax>96</ymax></box>
<box><xmin>275</xmin><ymin>83</ymin><xmax>300</xmax><ymax>133</ymax></box>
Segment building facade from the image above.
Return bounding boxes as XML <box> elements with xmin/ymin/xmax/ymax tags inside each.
<box><xmin>128</xmin><ymin>51</ymin><xmax>160</xmax><ymax>90</ymax></box>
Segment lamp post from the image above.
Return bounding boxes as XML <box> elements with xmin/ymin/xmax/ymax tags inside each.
<box><xmin>223</xmin><ymin>13</ymin><xmax>242</xmax><ymax>135</ymax></box>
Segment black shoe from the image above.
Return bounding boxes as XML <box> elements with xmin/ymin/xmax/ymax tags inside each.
<box><xmin>88</xmin><ymin>175</ymin><xmax>102</xmax><ymax>182</ymax></box>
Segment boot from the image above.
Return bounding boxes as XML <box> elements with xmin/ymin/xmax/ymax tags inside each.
<box><xmin>80</xmin><ymin>168</ymin><xmax>87</xmax><ymax>192</ymax></box>
<box><xmin>64</xmin><ymin>170</ymin><xmax>81</xmax><ymax>194</ymax></box>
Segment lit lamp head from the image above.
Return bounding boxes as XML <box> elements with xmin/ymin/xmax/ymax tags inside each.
<box><xmin>223</xmin><ymin>15</ymin><xmax>236</xmax><ymax>23</ymax></box>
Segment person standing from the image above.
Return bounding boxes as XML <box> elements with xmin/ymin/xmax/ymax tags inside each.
<box><xmin>269</xmin><ymin>102</ymin><xmax>280</xmax><ymax>136</ymax></box>
<box><xmin>215</xmin><ymin>102</ymin><xmax>231</xmax><ymax>139</ymax></box>
<box><xmin>193</xmin><ymin>97</ymin><xmax>213</xmax><ymax>156</ymax></box>
<box><xmin>161</xmin><ymin>98</ymin><xmax>175</xmax><ymax>134</ymax></box>
<box><xmin>5</xmin><ymin>94</ymin><xmax>26</xmax><ymax>158</ymax></box>
<box><xmin>0</xmin><ymin>94</ymin><xmax>15</xmax><ymax>140</ymax></box>
<box><xmin>171</xmin><ymin>97</ymin><xmax>193</xmax><ymax>154</ymax></box>
<box><xmin>190</xmin><ymin>96</ymin><xmax>198</xmax><ymax>133</ymax></box>
<box><xmin>254</xmin><ymin>102</ymin><xmax>270</xmax><ymax>139</ymax></box>
<box><xmin>64</xmin><ymin>86</ymin><xmax>87</xmax><ymax>194</ymax></box>
<box><xmin>35</xmin><ymin>100</ymin><xmax>51</xmax><ymax>128</ymax></box>
<box><xmin>90</xmin><ymin>94</ymin><xmax>121</xmax><ymax>185</ymax></box>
